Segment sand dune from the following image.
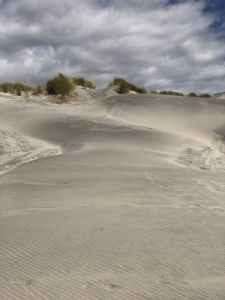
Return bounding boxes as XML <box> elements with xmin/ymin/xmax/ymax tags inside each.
<box><xmin>0</xmin><ymin>92</ymin><xmax>225</xmax><ymax>299</ymax></box>
<box><xmin>102</xmin><ymin>94</ymin><xmax>225</xmax><ymax>170</ymax></box>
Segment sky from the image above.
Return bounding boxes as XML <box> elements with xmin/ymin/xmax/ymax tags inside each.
<box><xmin>0</xmin><ymin>0</ymin><xmax>225</xmax><ymax>93</ymax></box>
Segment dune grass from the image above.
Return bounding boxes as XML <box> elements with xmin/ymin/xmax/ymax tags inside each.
<box><xmin>0</xmin><ymin>75</ymin><xmax>212</xmax><ymax>100</ymax></box>
<box><xmin>159</xmin><ymin>90</ymin><xmax>184</xmax><ymax>96</ymax></box>
<box><xmin>0</xmin><ymin>82</ymin><xmax>33</xmax><ymax>96</ymax></box>
<box><xmin>187</xmin><ymin>92</ymin><xmax>197</xmax><ymax>97</ymax></box>
<box><xmin>46</xmin><ymin>73</ymin><xmax>75</xmax><ymax>97</ymax></box>
<box><xmin>32</xmin><ymin>85</ymin><xmax>43</xmax><ymax>95</ymax></box>
<box><xmin>109</xmin><ymin>78</ymin><xmax>147</xmax><ymax>94</ymax></box>
<box><xmin>187</xmin><ymin>92</ymin><xmax>211</xmax><ymax>98</ymax></box>
<box><xmin>199</xmin><ymin>93</ymin><xmax>210</xmax><ymax>98</ymax></box>
<box><xmin>73</xmin><ymin>77</ymin><xmax>96</xmax><ymax>89</ymax></box>
<box><xmin>149</xmin><ymin>91</ymin><xmax>211</xmax><ymax>98</ymax></box>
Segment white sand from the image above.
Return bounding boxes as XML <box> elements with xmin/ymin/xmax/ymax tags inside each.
<box><xmin>0</xmin><ymin>92</ymin><xmax>225</xmax><ymax>299</ymax></box>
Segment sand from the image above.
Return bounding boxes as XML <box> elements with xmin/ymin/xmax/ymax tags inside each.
<box><xmin>0</xmin><ymin>91</ymin><xmax>225</xmax><ymax>299</ymax></box>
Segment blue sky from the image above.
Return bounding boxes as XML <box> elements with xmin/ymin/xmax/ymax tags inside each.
<box><xmin>204</xmin><ymin>0</ymin><xmax>225</xmax><ymax>33</ymax></box>
<box><xmin>0</xmin><ymin>0</ymin><xmax>225</xmax><ymax>92</ymax></box>
<box><xmin>204</xmin><ymin>0</ymin><xmax>225</xmax><ymax>17</ymax></box>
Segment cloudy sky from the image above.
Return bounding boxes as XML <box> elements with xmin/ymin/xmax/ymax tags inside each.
<box><xmin>0</xmin><ymin>0</ymin><xmax>225</xmax><ymax>92</ymax></box>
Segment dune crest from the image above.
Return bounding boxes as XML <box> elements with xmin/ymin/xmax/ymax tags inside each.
<box><xmin>102</xmin><ymin>94</ymin><xmax>225</xmax><ymax>170</ymax></box>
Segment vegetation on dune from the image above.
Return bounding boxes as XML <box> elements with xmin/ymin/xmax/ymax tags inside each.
<box><xmin>0</xmin><ymin>75</ymin><xmax>212</xmax><ymax>101</ymax></box>
<box><xmin>0</xmin><ymin>82</ymin><xmax>33</xmax><ymax>95</ymax></box>
<box><xmin>73</xmin><ymin>77</ymin><xmax>96</xmax><ymax>89</ymax></box>
<box><xmin>149</xmin><ymin>91</ymin><xmax>211</xmax><ymax>98</ymax></box>
<box><xmin>199</xmin><ymin>93</ymin><xmax>211</xmax><ymax>98</ymax></box>
<box><xmin>32</xmin><ymin>85</ymin><xmax>43</xmax><ymax>95</ymax></box>
<box><xmin>187</xmin><ymin>92</ymin><xmax>211</xmax><ymax>98</ymax></box>
<box><xmin>159</xmin><ymin>90</ymin><xmax>184</xmax><ymax>96</ymax></box>
<box><xmin>46</xmin><ymin>73</ymin><xmax>75</xmax><ymax>97</ymax></box>
<box><xmin>109</xmin><ymin>78</ymin><xmax>147</xmax><ymax>94</ymax></box>
<box><xmin>214</xmin><ymin>92</ymin><xmax>225</xmax><ymax>96</ymax></box>
<box><xmin>188</xmin><ymin>92</ymin><xmax>198</xmax><ymax>97</ymax></box>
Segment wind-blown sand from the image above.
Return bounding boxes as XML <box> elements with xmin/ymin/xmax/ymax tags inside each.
<box><xmin>0</xmin><ymin>91</ymin><xmax>225</xmax><ymax>299</ymax></box>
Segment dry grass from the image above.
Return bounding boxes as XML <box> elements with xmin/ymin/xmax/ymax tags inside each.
<box><xmin>0</xmin><ymin>82</ymin><xmax>33</xmax><ymax>95</ymax></box>
<box><xmin>32</xmin><ymin>85</ymin><xmax>43</xmax><ymax>95</ymax></box>
<box><xmin>109</xmin><ymin>78</ymin><xmax>147</xmax><ymax>94</ymax></box>
<box><xmin>199</xmin><ymin>93</ymin><xmax>211</xmax><ymax>98</ymax></box>
<box><xmin>73</xmin><ymin>77</ymin><xmax>96</xmax><ymax>89</ymax></box>
<box><xmin>46</xmin><ymin>73</ymin><xmax>75</xmax><ymax>98</ymax></box>
<box><xmin>159</xmin><ymin>90</ymin><xmax>184</xmax><ymax>96</ymax></box>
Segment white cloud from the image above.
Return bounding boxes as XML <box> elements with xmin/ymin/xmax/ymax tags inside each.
<box><xmin>0</xmin><ymin>0</ymin><xmax>224</xmax><ymax>92</ymax></box>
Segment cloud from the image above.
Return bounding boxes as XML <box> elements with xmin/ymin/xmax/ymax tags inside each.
<box><xmin>0</xmin><ymin>0</ymin><xmax>224</xmax><ymax>92</ymax></box>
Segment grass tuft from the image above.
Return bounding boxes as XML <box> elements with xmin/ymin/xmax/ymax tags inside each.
<box><xmin>32</xmin><ymin>85</ymin><xmax>42</xmax><ymax>95</ymax></box>
<box><xmin>159</xmin><ymin>90</ymin><xmax>184</xmax><ymax>96</ymax></box>
<box><xmin>73</xmin><ymin>77</ymin><xmax>96</xmax><ymax>89</ymax></box>
<box><xmin>0</xmin><ymin>82</ymin><xmax>33</xmax><ymax>95</ymax></box>
<box><xmin>187</xmin><ymin>92</ymin><xmax>197</xmax><ymax>97</ymax></box>
<box><xmin>46</xmin><ymin>73</ymin><xmax>75</xmax><ymax>97</ymax></box>
<box><xmin>109</xmin><ymin>78</ymin><xmax>147</xmax><ymax>94</ymax></box>
<box><xmin>199</xmin><ymin>93</ymin><xmax>210</xmax><ymax>98</ymax></box>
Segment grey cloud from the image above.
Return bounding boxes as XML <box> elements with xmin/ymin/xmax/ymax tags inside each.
<box><xmin>0</xmin><ymin>0</ymin><xmax>224</xmax><ymax>92</ymax></box>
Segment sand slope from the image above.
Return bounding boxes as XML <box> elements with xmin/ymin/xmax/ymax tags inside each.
<box><xmin>0</xmin><ymin>92</ymin><xmax>225</xmax><ymax>299</ymax></box>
